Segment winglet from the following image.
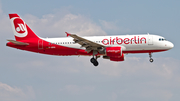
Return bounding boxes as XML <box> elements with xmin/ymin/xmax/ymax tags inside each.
<box><xmin>65</xmin><ymin>32</ymin><xmax>71</xmax><ymax>37</ymax></box>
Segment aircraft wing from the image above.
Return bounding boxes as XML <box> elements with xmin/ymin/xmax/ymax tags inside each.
<box><xmin>66</xmin><ymin>32</ymin><xmax>105</xmax><ymax>53</ymax></box>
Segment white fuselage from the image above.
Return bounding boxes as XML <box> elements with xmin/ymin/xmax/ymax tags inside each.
<box><xmin>43</xmin><ymin>34</ymin><xmax>174</xmax><ymax>53</ymax></box>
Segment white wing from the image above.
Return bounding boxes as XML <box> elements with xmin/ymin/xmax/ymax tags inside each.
<box><xmin>66</xmin><ymin>32</ymin><xmax>105</xmax><ymax>53</ymax></box>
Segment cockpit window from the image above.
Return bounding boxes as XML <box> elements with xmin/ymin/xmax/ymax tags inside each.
<box><xmin>159</xmin><ymin>38</ymin><xmax>166</xmax><ymax>41</ymax></box>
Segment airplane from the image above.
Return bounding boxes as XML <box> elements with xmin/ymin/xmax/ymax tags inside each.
<box><xmin>6</xmin><ymin>13</ymin><xmax>174</xmax><ymax>66</ymax></box>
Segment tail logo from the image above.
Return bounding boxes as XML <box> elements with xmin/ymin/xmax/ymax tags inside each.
<box><xmin>16</xmin><ymin>24</ymin><xmax>26</xmax><ymax>33</ymax></box>
<box><xmin>12</xmin><ymin>17</ymin><xmax>28</xmax><ymax>37</ymax></box>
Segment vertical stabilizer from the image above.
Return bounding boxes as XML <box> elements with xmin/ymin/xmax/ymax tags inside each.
<box><xmin>9</xmin><ymin>14</ymin><xmax>40</xmax><ymax>41</ymax></box>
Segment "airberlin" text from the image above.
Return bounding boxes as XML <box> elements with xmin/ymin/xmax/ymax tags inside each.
<box><xmin>102</xmin><ymin>36</ymin><xmax>146</xmax><ymax>45</ymax></box>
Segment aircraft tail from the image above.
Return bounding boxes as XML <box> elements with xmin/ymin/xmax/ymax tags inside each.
<box><xmin>9</xmin><ymin>14</ymin><xmax>40</xmax><ymax>41</ymax></box>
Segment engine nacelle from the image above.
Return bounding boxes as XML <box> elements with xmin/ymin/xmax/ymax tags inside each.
<box><xmin>103</xmin><ymin>47</ymin><xmax>124</xmax><ymax>61</ymax></box>
<box><xmin>109</xmin><ymin>54</ymin><xmax>124</xmax><ymax>61</ymax></box>
<box><xmin>106</xmin><ymin>47</ymin><xmax>122</xmax><ymax>57</ymax></box>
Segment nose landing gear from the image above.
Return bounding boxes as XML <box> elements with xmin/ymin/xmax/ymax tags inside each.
<box><xmin>149</xmin><ymin>53</ymin><xmax>154</xmax><ymax>63</ymax></box>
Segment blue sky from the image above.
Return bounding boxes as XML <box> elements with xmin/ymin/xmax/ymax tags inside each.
<box><xmin>0</xmin><ymin>0</ymin><xmax>180</xmax><ymax>101</ymax></box>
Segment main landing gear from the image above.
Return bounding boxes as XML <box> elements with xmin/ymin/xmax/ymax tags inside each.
<box><xmin>149</xmin><ymin>53</ymin><xmax>154</xmax><ymax>63</ymax></box>
<box><xmin>90</xmin><ymin>50</ymin><xmax>99</xmax><ymax>66</ymax></box>
<box><xmin>90</xmin><ymin>57</ymin><xmax>99</xmax><ymax>66</ymax></box>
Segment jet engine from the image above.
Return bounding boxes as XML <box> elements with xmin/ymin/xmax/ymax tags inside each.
<box><xmin>103</xmin><ymin>47</ymin><xmax>124</xmax><ymax>61</ymax></box>
<box><xmin>105</xmin><ymin>47</ymin><xmax>122</xmax><ymax>57</ymax></box>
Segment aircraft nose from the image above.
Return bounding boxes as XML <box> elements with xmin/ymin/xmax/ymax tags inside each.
<box><xmin>166</xmin><ymin>41</ymin><xmax>174</xmax><ymax>49</ymax></box>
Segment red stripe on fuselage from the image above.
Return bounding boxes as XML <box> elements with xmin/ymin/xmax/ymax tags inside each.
<box><xmin>6</xmin><ymin>39</ymin><xmax>93</xmax><ymax>56</ymax></box>
<box><xmin>123</xmin><ymin>50</ymin><xmax>168</xmax><ymax>53</ymax></box>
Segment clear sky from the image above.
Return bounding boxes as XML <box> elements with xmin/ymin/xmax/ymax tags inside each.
<box><xmin>0</xmin><ymin>0</ymin><xmax>180</xmax><ymax>101</ymax></box>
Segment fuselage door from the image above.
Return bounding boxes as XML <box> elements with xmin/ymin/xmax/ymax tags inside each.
<box><xmin>148</xmin><ymin>35</ymin><xmax>153</xmax><ymax>45</ymax></box>
<box><xmin>38</xmin><ymin>39</ymin><xmax>43</xmax><ymax>49</ymax></box>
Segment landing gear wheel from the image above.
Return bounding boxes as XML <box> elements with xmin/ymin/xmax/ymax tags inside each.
<box><xmin>90</xmin><ymin>50</ymin><xmax>99</xmax><ymax>66</ymax></box>
<box><xmin>90</xmin><ymin>58</ymin><xmax>99</xmax><ymax>66</ymax></box>
<box><xmin>90</xmin><ymin>58</ymin><xmax>96</xmax><ymax>63</ymax></box>
<box><xmin>149</xmin><ymin>58</ymin><xmax>153</xmax><ymax>63</ymax></box>
<box><xmin>93</xmin><ymin>61</ymin><xmax>99</xmax><ymax>66</ymax></box>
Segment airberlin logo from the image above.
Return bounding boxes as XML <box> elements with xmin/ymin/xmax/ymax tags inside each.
<box><xmin>12</xmin><ymin>17</ymin><xmax>28</xmax><ymax>37</ymax></box>
<box><xmin>102</xmin><ymin>36</ymin><xmax>146</xmax><ymax>45</ymax></box>
<box><xmin>16</xmin><ymin>24</ymin><xmax>26</xmax><ymax>33</ymax></box>
<box><xmin>107</xmin><ymin>50</ymin><xmax>120</xmax><ymax>53</ymax></box>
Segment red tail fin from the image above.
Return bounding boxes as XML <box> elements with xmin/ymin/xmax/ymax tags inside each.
<box><xmin>9</xmin><ymin>14</ymin><xmax>40</xmax><ymax>41</ymax></box>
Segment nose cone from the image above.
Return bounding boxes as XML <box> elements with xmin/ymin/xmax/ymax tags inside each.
<box><xmin>166</xmin><ymin>41</ymin><xmax>174</xmax><ymax>49</ymax></box>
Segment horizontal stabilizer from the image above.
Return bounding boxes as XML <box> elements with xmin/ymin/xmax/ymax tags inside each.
<box><xmin>7</xmin><ymin>40</ymin><xmax>29</xmax><ymax>45</ymax></box>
